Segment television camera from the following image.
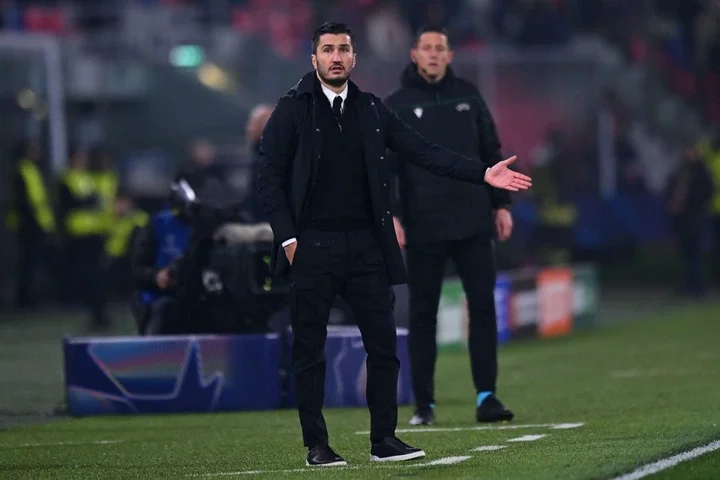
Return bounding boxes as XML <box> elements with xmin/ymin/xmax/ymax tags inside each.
<box><xmin>164</xmin><ymin>177</ymin><xmax>288</xmax><ymax>334</ymax></box>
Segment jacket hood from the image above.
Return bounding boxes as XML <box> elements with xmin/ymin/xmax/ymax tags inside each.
<box><xmin>400</xmin><ymin>63</ymin><xmax>456</xmax><ymax>91</ymax></box>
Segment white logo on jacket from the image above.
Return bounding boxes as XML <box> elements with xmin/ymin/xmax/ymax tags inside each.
<box><xmin>456</xmin><ymin>102</ymin><xmax>471</xmax><ymax>112</ymax></box>
<box><xmin>413</xmin><ymin>107</ymin><xmax>423</xmax><ymax>118</ymax></box>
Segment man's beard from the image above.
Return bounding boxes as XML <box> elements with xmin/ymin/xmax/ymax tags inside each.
<box><xmin>318</xmin><ymin>66</ymin><xmax>351</xmax><ymax>87</ymax></box>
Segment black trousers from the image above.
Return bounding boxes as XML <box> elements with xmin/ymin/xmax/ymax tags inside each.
<box><xmin>143</xmin><ymin>296</ymin><xmax>180</xmax><ymax>335</ymax></box>
<box><xmin>712</xmin><ymin>215</ymin><xmax>720</xmax><ymax>285</ymax></box>
<box><xmin>15</xmin><ymin>230</ymin><xmax>44</xmax><ymax>308</ymax></box>
<box><xmin>406</xmin><ymin>233</ymin><xmax>497</xmax><ymax>410</ymax></box>
<box><xmin>674</xmin><ymin>217</ymin><xmax>707</xmax><ymax>294</ymax></box>
<box><xmin>67</xmin><ymin>237</ymin><xmax>109</xmax><ymax>327</ymax></box>
<box><xmin>289</xmin><ymin>228</ymin><xmax>398</xmax><ymax>447</ymax></box>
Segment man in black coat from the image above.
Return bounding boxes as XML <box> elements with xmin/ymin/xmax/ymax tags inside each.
<box><xmin>385</xmin><ymin>26</ymin><xmax>515</xmax><ymax>427</ymax></box>
<box><xmin>257</xmin><ymin>21</ymin><xmax>532</xmax><ymax>468</ymax></box>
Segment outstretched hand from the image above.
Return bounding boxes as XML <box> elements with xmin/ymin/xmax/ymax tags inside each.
<box><xmin>484</xmin><ymin>156</ymin><xmax>532</xmax><ymax>191</ymax></box>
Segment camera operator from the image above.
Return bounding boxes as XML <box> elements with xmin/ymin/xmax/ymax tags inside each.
<box><xmin>131</xmin><ymin>189</ymin><xmax>191</xmax><ymax>335</ymax></box>
<box><xmin>131</xmin><ymin>177</ymin><xmax>287</xmax><ymax>335</ymax></box>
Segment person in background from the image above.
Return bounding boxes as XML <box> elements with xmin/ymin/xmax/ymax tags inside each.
<box><xmin>246</xmin><ymin>104</ymin><xmax>274</xmax><ymax>222</ymax></box>
<box><xmin>530</xmin><ymin>129</ymin><xmax>577</xmax><ymax>265</ymax></box>
<box><xmin>698</xmin><ymin>130</ymin><xmax>720</xmax><ymax>285</ymax></box>
<box><xmin>176</xmin><ymin>139</ymin><xmax>220</xmax><ymax>192</ymax></box>
<box><xmin>88</xmin><ymin>146</ymin><xmax>118</xmax><ymax>223</ymax></box>
<box><xmin>7</xmin><ymin>139</ymin><xmax>57</xmax><ymax>308</ymax></box>
<box><xmin>665</xmin><ymin>143</ymin><xmax>715</xmax><ymax>297</ymax></box>
<box><xmin>104</xmin><ymin>189</ymin><xmax>149</xmax><ymax>295</ymax></box>
<box><xmin>58</xmin><ymin>146</ymin><xmax>110</xmax><ymax>329</ymax></box>
<box><xmin>131</xmin><ymin>189</ymin><xmax>191</xmax><ymax>335</ymax></box>
<box><xmin>385</xmin><ymin>26</ymin><xmax>515</xmax><ymax>427</ymax></box>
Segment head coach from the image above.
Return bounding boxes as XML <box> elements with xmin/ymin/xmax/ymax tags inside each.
<box><xmin>256</xmin><ymin>21</ymin><xmax>532</xmax><ymax>468</ymax></box>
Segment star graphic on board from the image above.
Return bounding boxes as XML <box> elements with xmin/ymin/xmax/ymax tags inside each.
<box><xmin>67</xmin><ymin>340</ymin><xmax>224</xmax><ymax>414</ymax></box>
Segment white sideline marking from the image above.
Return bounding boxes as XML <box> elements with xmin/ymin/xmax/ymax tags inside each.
<box><xmin>507</xmin><ymin>434</ymin><xmax>546</xmax><ymax>442</ymax></box>
<box><xmin>610</xmin><ymin>368</ymin><xmax>687</xmax><ymax>379</ymax></box>
<box><xmin>355</xmin><ymin>422</ymin><xmax>584</xmax><ymax>434</ymax></box>
<box><xmin>425</xmin><ymin>456</ymin><xmax>471</xmax><ymax>465</ymax></box>
<box><xmin>611</xmin><ymin>440</ymin><xmax>720</xmax><ymax>480</ymax></box>
<box><xmin>192</xmin><ymin>468</ymin><xmax>360</xmax><ymax>476</ymax></box>
<box><xmin>191</xmin><ymin>455</ymin><xmax>472</xmax><ymax>477</ymax></box>
<box><xmin>472</xmin><ymin>445</ymin><xmax>507</xmax><ymax>451</ymax></box>
<box><xmin>0</xmin><ymin>440</ymin><xmax>123</xmax><ymax>448</ymax></box>
<box><xmin>552</xmin><ymin>423</ymin><xmax>584</xmax><ymax>429</ymax></box>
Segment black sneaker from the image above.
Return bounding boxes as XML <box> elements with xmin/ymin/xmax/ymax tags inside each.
<box><xmin>476</xmin><ymin>395</ymin><xmax>514</xmax><ymax>422</ymax></box>
<box><xmin>370</xmin><ymin>437</ymin><xmax>426</xmax><ymax>462</ymax></box>
<box><xmin>409</xmin><ymin>408</ymin><xmax>435</xmax><ymax>426</ymax></box>
<box><xmin>306</xmin><ymin>445</ymin><xmax>347</xmax><ymax>467</ymax></box>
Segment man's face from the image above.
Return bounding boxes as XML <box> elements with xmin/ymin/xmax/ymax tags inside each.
<box><xmin>246</xmin><ymin>106</ymin><xmax>273</xmax><ymax>144</ymax></box>
<box><xmin>27</xmin><ymin>142</ymin><xmax>41</xmax><ymax>162</ymax></box>
<box><xmin>411</xmin><ymin>32</ymin><xmax>452</xmax><ymax>82</ymax></box>
<box><xmin>190</xmin><ymin>141</ymin><xmax>215</xmax><ymax>168</ymax></box>
<box><xmin>312</xmin><ymin>33</ymin><xmax>356</xmax><ymax>87</ymax></box>
<box><xmin>71</xmin><ymin>151</ymin><xmax>88</xmax><ymax>170</ymax></box>
<box><xmin>684</xmin><ymin>146</ymin><xmax>700</xmax><ymax>163</ymax></box>
<box><xmin>113</xmin><ymin>197</ymin><xmax>133</xmax><ymax>217</ymax></box>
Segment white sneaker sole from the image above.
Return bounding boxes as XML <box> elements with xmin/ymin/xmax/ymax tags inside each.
<box><xmin>305</xmin><ymin>460</ymin><xmax>348</xmax><ymax>467</ymax></box>
<box><xmin>370</xmin><ymin>450</ymin><xmax>426</xmax><ymax>462</ymax></box>
<box><xmin>409</xmin><ymin>418</ymin><xmax>434</xmax><ymax>426</ymax></box>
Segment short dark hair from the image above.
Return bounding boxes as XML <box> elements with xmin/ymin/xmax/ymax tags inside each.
<box><xmin>312</xmin><ymin>22</ymin><xmax>354</xmax><ymax>54</ymax></box>
<box><xmin>414</xmin><ymin>25</ymin><xmax>451</xmax><ymax>48</ymax></box>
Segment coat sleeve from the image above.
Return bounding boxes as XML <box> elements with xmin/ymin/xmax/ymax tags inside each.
<box><xmin>697</xmin><ymin>162</ymin><xmax>716</xmax><ymax>205</ymax></box>
<box><xmin>378</xmin><ymin>98</ymin><xmax>489</xmax><ymax>184</ymax></box>
<box><xmin>475</xmin><ymin>92</ymin><xmax>512</xmax><ymax>209</ymax></box>
<box><xmin>382</xmin><ymin>94</ymin><xmax>404</xmax><ymax>219</ymax></box>
<box><xmin>256</xmin><ymin>97</ymin><xmax>298</xmax><ymax>244</ymax></box>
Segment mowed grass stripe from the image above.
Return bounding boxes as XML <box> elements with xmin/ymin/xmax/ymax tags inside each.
<box><xmin>0</xmin><ymin>303</ymin><xmax>717</xmax><ymax>479</ymax></box>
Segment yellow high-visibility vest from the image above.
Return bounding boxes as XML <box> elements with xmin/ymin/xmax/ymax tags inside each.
<box><xmin>105</xmin><ymin>211</ymin><xmax>149</xmax><ymax>258</ymax></box>
<box><xmin>61</xmin><ymin>170</ymin><xmax>109</xmax><ymax>236</ymax></box>
<box><xmin>6</xmin><ymin>158</ymin><xmax>56</xmax><ymax>233</ymax></box>
<box><xmin>539</xmin><ymin>202</ymin><xmax>577</xmax><ymax>226</ymax></box>
<box><xmin>93</xmin><ymin>170</ymin><xmax>118</xmax><ymax>210</ymax></box>
<box><xmin>703</xmin><ymin>147</ymin><xmax>720</xmax><ymax>215</ymax></box>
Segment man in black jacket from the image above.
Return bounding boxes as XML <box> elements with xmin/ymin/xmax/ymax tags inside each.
<box><xmin>257</xmin><ymin>21</ymin><xmax>531</xmax><ymax>468</ymax></box>
<box><xmin>385</xmin><ymin>26</ymin><xmax>515</xmax><ymax>427</ymax></box>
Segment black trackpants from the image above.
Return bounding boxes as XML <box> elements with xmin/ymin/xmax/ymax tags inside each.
<box><xmin>406</xmin><ymin>233</ymin><xmax>497</xmax><ymax>410</ymax></box>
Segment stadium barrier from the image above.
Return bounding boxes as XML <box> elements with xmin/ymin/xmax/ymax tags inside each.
<box><xmin>442</xmin><ymin>263</ymin><xmax>599</xmax><ymax>348</ymax></box>
<box><xmin>63</xmin><ymin>327</ymin><xmax>413</xmax><ymax>416</ymax></box>
<box><xmin>63</xmin><ymin>263</ymin><xmax>597</xmax><ymax>416</ymax></box>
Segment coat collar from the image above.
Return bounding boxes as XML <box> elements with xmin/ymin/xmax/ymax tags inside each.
<box><xmin>291</xmin><ymin>70</ymin><xmax>361</xmax><ymax>99</ymax></box>
<box><xmin>400</xmin><ymin>63</ymin><xmax>456</xmax><ymax>92</ymax></box>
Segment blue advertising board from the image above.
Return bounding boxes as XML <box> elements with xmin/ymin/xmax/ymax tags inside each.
<box><xmin>284</xmin><ymin>326</ymin><xmax>413</xmax><ymax>408</ymax></box>
<box><xmin>64</xmin><ymin>334</ymin><xmax>283</xmax><ymax>416</ymax></box>
<box><xmin>494</xmin><ymin>273</ymin><xmax>512</xmax><ymax>344</ymax></box>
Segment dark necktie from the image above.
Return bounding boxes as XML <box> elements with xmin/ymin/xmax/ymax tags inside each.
<box><xmin>332</xmin><ymin>96</ymin><xmax>343</xmax><ymax>121</ymax></box>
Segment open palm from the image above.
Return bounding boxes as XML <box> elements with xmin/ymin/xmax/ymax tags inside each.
<box><xmin>484</xmin><ymin>156</ymin><xmax>532</xmax><ymax>191</ymax></box>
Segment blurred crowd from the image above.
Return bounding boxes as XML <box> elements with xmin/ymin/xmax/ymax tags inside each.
<box><xmin>1</xmin><ymin>0</ymin><xmax>720</xmax><ymax>313</ymax></box>
<box><xmin>4</xmin><ymin>102</ymin><xmax>274</xmax><ymax>326</ymax></box>
<box><xmin>2</xmin><ymin>0</ymin><xmax>717</xmax><ymax>124</ymax></box>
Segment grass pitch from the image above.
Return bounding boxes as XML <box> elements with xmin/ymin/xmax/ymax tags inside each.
<box><xmin>0</xmin><ymin>301</ymin><xmax>719</xmax><ymax>479</ymax></box>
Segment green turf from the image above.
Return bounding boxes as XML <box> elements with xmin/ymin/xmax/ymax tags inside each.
<box><xmin>649</xmin><ymin>449</ymin><xmax>720</xmax><ymax>479</ymax></box>
<box><xmin>0</xmin><ymin>302</ymin><xmax>719</xmax><ymax>479</ymax></box>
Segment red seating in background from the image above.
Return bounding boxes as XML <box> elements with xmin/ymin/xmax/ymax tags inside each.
<box><xmin>24</xmin><ymin>6</ymin><xmax>67</xmax><ymax>34</ymax></box>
